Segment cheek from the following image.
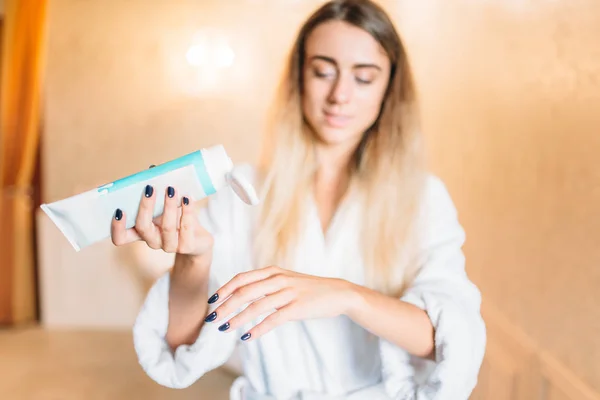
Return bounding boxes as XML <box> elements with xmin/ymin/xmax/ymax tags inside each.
<box><xmin>302</xmin><ymin>80</ymin><xmax>328</xmax><ymax>117</ymax></box>
<box><xmin>357</xmin><ymin>83</ymin><xmax>388</xmax><ymax>123</ymax></box>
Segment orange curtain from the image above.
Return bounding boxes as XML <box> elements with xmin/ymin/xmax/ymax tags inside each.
<box><xmin>0</xmin><ymin>0</ymin><xmax>47</xmax><ymax>325</ymax></box>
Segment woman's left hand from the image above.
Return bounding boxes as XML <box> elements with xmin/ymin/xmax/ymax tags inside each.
<box><xmin>204</xmin><ymin>266</ymin><xmax>357</xmax><ymax>342</ymax></box>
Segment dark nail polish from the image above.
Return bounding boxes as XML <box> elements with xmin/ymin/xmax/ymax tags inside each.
<box><xmin>115</xmin><ymin>209</ymin><xmax>123</xmax><ymax>221</ymax></box>
<box><xmin>208</xmin><ymin>293</ymin><xmax>219</xmax><ymax>304</ymax></box>
<box><xmin>241</xmin><ymin>333</ymin><xmax>251</xmax><ymax>341</ymax></box>
<box><xmin>183</xmin><ymin>197</ymin><xmax>189</xmax><ymax>206</ymax></box>
<box><xmin>218</xmin><ymin>322</ymin><xmax>230</xmax><ymax>332</ymax></box>
<box><xmin>167</xmin><ymin>186</ymin><xmax>175</xmax><ymax>198</ymax></box>
<box><xmin>145</xmin><ymin>185</ymin><xmax>154</xmax><ymax>198</ymax></box>
<box><xmin>204</xmin><ymin>312</ymin><xmax>217</xmax><ymax>323</ymax></box>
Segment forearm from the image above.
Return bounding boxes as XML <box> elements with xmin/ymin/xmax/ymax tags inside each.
<box><xmin>344</xmin><ymin>282</ymin><xmax>435</xmax><ymax>359</ymax></box>
<box><xmin>166</xmin><ymin>252</ymin><xmax>212</xmax><ymax>351</ymax></box>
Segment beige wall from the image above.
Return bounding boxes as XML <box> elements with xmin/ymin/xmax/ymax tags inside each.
<box><xmin>41</xmin><ymin>0</ymin><xmax>599</xmax><ymax>397</ymax></box>
<box><xmin>407</xmin><ymin>0</ymin><xmax>600</xmax><ymax>397</ymax></box>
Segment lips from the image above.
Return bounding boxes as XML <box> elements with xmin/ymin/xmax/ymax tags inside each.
<box><xmin>324</xmin><ymin>110</ymin><xmax>351</xmax><ymax>128</ymax></box>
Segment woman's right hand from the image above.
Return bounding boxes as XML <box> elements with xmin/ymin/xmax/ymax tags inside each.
<box><xmin>110</xmin><ymin>184</ymin><xmax>214</xmax><ymax>260</ymax></box>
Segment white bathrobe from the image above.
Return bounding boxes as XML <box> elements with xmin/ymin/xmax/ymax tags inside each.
<box><xmin>132</xmin><ymin>165</ymin><xmax>486</xmax><ymax>400</ymax></box>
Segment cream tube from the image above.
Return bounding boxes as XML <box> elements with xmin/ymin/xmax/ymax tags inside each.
<box><xmin>40</xmin><ymin>145</ymin><xmax>259</xmax><ymax>251</ymax></box>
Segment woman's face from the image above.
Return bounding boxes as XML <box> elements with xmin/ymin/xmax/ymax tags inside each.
<box><xmin>302</xmin><ymin>20</ymin><xmax>391</xmax><ymax>151</ymax></box>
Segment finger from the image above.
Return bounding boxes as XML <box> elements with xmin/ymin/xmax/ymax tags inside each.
<box><xmin>207</xmin><ymin>266</ymin><xmax>284</xmax><ymax>306</ymax></box>
<box><xmin>240</xmin><ymin>305</ymin><xmax>294</xmax><ymax>342</ymax></box>
<box><xmin>217</xmin><ymin>289</ymin><xmax>294</xmax><ymax>333</ymax></box>
<box><xmin>152</xmin><ymin>207</ymin><xmax>182</xmax><ymax>228</ymax></box>
<box><xmin>160</xmin><ymin>186</ymin><xmax>179</xmax><ymax>253</ymax></box>
<box><xmin>209</xmin><ymin>274</ymin><xmax>290</xmax><ymax>324</ymax></box>
<box><xmin>111</xmin><ymin>209</ymin><xmax>142</xmax><ymax>246</ymax></box>
<box><xmin>177</xmin><ymin>196</ymin><xmax>207</xmax><ymax>254</ymax></box>
<box><xmin>135</xmin><ymin>184</ymin><xmax>162</xmax><ymax>249</ymax></box>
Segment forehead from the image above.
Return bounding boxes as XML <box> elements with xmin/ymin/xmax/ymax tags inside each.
<box><xmin>304</xmin><ymin>20</ymin><xmax>388</xmax><ymax>66</ymax></box>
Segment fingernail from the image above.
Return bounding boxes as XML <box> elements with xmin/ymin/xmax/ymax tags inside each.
<box><xmin>241</xmin><ymin>333</ymin><xmax>251</xmax><ymax>341</ymax></box>
<box><xmin>204</xmin><ymin>312</ymin><xmax>217</xmax><ymax>323</ymax></box>
<box><xmin>218</xmin><ymin>322</ymin><xmax>230</xmax><ymax>332</ymax></box>
<box><xmin>208</xmin><ymin>293</ymin><xmax>219</xmax><ymax>304</ymax></box>
<box><xmin>115</xmin><ymin>209</ymin><xmax>123</xmax><ymax>221</ymax></box>
<box><xmin>183</xmin><ymin>196</ymin><xmax>189</xmax><ymax>206</ymax></box>
<box><xmin>167</xmin><ymin>186</ymin><xmax>175</xmax><ymax>198</ymax></box>
<box><xmin>145</xmin><ymin>185</ymin><xmax>154</xmax><ymax>198</ymax></box>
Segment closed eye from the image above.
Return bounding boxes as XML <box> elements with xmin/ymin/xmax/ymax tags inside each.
<box><xmin>313</xmin><ymin>69</ymin><xmax>336</xmax><ymax>79</ymax></box>
<box><xmin>355</xmin><ymin>77</ymin><xmax>373</xmax><ymax>84</ymax></box>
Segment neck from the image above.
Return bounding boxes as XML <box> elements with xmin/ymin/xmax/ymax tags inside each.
<box><xmin>315</xmin><ymin>142</ymin><xmax>356</xmax><ymax>180</ymax></box>
<box><xmin>312</xmin><ymin>143</ymin><xmax>357</xmax><ymax>233</ymax></box>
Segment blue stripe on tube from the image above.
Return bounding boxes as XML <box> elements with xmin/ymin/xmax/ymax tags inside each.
<box><xmin>97</xmin><ymin>150</ymin><xmax>216</xmax><ymax>195</ymax></box>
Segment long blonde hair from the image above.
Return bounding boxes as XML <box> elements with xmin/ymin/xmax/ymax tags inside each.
<box><xmin>254</xmin><ymin>0</ymin><xmax>426</xmax><ymax>296</ymax></box>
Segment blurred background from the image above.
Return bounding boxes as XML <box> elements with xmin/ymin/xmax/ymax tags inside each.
<box><xmin>1</xmin><ymin>0</ymin><xmax>599</xmax><ymax>399</ymax></box>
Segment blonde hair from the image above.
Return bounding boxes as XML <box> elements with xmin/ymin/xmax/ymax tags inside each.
<box><xmin>254</xmin><ymin>0</ymin><xmax>426</xmax><ymax>296</ymax></box>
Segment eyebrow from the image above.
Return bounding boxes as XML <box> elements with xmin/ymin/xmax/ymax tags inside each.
<box><xmin>308</xmin><ymin>55</ymin><xmax>382</xmax><ymax>71</ymax></box>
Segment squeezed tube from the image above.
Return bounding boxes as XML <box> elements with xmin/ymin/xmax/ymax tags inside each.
<box><xmin>41</xmin><ymin>145</ymin><xmax>258</xmax><ymax>251</ymax></box>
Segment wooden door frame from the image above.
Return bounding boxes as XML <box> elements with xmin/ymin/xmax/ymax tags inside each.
<box><xmin>0</xmin><ymin>13</ymin><xmax>42</xmax><ymax>325</ymax></box>
<box><xmin>0</xmin><ymin>15</ymin><xmax>11</xmax><ymax>325</ymax></box>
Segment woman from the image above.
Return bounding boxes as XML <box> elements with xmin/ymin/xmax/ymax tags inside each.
<box><xmin>112</xmin><ymin>0</ymin><xmax>486</xmax><ymax>398</ymax></box>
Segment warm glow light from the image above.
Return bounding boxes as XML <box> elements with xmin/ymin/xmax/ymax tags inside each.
<box><xmin>185</xmin><ymin>31</ymin><xmax>235</xmax><ymax>68</ymax></box>
<box><xmin>185</xmin><ymin>44</ymin><xmax>205</xmax><ymax>67</ymax></box>
<box><xmin>215</xmin><ymin>45</ymin><xmax>235</xmax><ymax>68</ymax></box>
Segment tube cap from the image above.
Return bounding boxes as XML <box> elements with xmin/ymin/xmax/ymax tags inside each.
<box><xmin>227</xmin><ymin>167</ymin><xmax>260</xmax><ymax>205</ymax></box>
<box><xmin>201</xmin><ymin>145</ymin><xmax>259</xmax><ymax>205</ymax></box>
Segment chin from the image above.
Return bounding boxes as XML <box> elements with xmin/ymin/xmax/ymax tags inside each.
<box><xmin>315</xmin><ymin>126</ymin><xmax>362</xmax><ymax>147</ymax></box>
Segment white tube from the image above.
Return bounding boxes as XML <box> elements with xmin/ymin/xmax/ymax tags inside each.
<box><xmin>41</xmin><ymin>145</ymin><xmax>258</xmax><ymax>252</ymax></box>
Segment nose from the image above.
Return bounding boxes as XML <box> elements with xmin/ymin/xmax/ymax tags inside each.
<box><xmin>328</xmin><ymin>73</ymin><xmax>353</xmax><ymax>105</ymax></box>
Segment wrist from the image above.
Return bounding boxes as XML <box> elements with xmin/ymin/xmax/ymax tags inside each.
<box><xmin>337</xmin><ymin>279</ymin><xmax>366</xmax><ymax>318</ymax></box>
<box><xmin>183</xmin><ymin>251</ymin><xmax>212</xmax><ymax>268</ymax></box>
<box><xmin>171</xmin><ymin>252</ymin><xmax>212</xmax><ymax>287</ymax></box>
